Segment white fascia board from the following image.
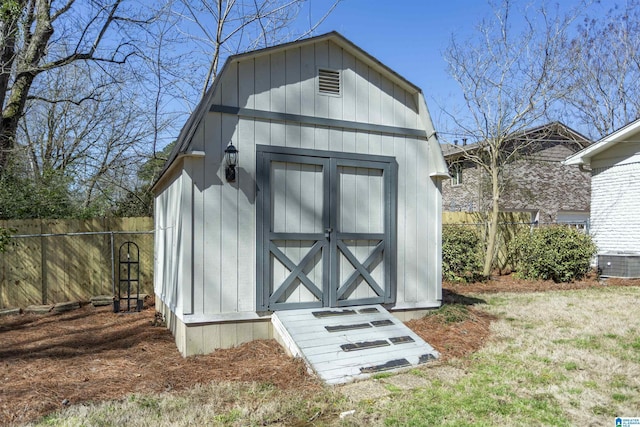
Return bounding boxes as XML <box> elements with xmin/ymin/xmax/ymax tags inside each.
<box><xmin>564</xmin><ymin>119</ymin><xmax>640</xmax><ymax>166</ymax></box>
<box><xmin>416</xmin><ymin>92</ymin><xmax>449</xmax><ymax>178</ymax></box>
<box><xmin>564</xmin><ymin>140</ymin><xmax>617</xmax><ymax>166</ymax></box>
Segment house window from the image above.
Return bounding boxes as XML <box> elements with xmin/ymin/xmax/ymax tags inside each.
<box><xmin>450</xmin><ymin>163</ymin><xmax>463</xmax><ymax>186</ymax></box>
<box><xmin>318</xmin><ymin>68</ymin><xmax>341</xmax><ymax>96</ymax></box>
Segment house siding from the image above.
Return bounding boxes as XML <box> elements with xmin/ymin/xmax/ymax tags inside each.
<box><xmin>500</xmin><ymin>152</ymin><xmax>590</xmax><ymax>223</ymax></box>
<box><xmin>591</xmin><ymin>162</ymin><xmax>640</xmax><ymax>253</ymax></box>
<box><xmin>229</xmin><ymin>40</ymin><xmax>420</xmax><ymax>128</ymax></box>
<box><xmin>442</xmin><ymin>161</ymin><xmax>482</xmax><ymax>211</ymax></box>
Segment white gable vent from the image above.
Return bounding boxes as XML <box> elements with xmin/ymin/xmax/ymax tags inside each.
<box><xmin>318</xmin><ymin>68</ymin><xmax>341</xmax><ymax>95</ymax></box>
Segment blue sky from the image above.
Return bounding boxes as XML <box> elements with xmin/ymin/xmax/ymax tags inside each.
<box><xmin>308</xmin><ymin>0</ymin><xmax>492</xmax><ymax>106</ymax></box>
<box><xmin>304</xmin><ymin>0</ymin><xmax>610</xmax><ymax>138</ymax></box>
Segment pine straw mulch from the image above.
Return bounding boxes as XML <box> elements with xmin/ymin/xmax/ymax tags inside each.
<box><xmin>1</xmin><ymin>274</ymin><xmax>636</xmax><ymax>425</ymax></box>
<box><xmin>0</xmin><ymin>303</ymin><xmax>318</xmax><ymax>426</ymax></box>
<box><xmin>444</xmin><ymin>272</ymin><xmax>640</xmax><ymax>294</ymax></box>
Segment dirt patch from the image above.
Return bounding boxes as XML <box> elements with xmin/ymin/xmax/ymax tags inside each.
<box><xmin>0</xmin><ymin>274</ymin><xmax>631</xmax><ymax>425</ymax></box>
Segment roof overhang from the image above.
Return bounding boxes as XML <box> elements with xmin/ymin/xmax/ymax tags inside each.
<box><xmin>564</xmin><ymin>119</ymin><xmax>640</xmax><ymax>166</ymax></box>
<box><xmin>150</xmin><ymin>151</ymin><xmax>205</xmax><ymax>194</ymax></box>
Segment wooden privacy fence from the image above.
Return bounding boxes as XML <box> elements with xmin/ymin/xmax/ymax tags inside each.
<box><xmin>0</xmin><ymin>217</ymin><xmax>153</xmax><ymax>309</ymax></box>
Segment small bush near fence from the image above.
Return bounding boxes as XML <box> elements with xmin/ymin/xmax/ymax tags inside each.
<box><xmin>508</xmin><ymin>226</ymin><xmax>597</xmax><ymax>282</ymax></box>
<box><xmin>442</xmin><ymin>225</ymin><xmax>484</xmax><ymax>283</ymax></box>
<box><xmin>0</xmin><ymin>227</ymin><xmax>12</xmax><ymax>253</ymax></box>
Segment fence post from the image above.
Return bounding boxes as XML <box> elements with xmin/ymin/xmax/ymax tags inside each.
<box><xmin>110</xmin><ymin>231</ymin><xmax>115</xmax><ymax>298</ymax></box>
<box><xmin>40</xmin><ymin>220</ymin><xmax>48</xmax><ymax>304</ymax></box>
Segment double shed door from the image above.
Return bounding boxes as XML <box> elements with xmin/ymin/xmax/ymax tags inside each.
<box><xmin>257</xmin><ymin>147</ymin><xmax>396</xmax><ymax>311</ymax></box>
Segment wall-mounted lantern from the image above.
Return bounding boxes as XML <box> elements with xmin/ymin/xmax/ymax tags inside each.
<box><xmin>224</xmin><ymin>142</ymin><xmax>238</xmax><ymax>182</ymax></box>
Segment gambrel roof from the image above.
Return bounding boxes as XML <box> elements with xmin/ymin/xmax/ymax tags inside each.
<box><xmin>153</xmin><ymin>31</ymin><xmax>448</xmax><ymax>192</ymax></box>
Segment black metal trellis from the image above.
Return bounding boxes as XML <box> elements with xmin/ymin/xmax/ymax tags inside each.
<box><xmin>114</xmin><ymin>241</ymin><xmax>141</xmax><ymax>313</ymax></box>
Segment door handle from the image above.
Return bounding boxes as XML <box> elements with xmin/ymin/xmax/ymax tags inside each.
<box><xmin>324</xmin><ymin>228</ymin><xmax>333</xmax><ymax>238</ymax></box>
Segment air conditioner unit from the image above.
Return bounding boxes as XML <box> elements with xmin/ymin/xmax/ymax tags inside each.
<box><xmin>598</xmin><ymin>253</ymin><xmax>640</xmax><ymax>278</ymax></box>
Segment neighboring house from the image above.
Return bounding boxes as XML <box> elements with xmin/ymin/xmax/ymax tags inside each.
<box><xmin>151</xmin><ymin>32</ymin><xmax>449</xmax><ymax>357</ymax></box>
<box><xmin>441</xmin><ymin>122</ymin><xmax>591</xmax><ymax>225</ymax></box>
<box><xmin>564</xmin><ymin>118</ymin><xmax>640</xmax><ymax>277</ymax></box>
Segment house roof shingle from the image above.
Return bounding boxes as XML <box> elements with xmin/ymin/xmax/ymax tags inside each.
<box><xmin>442</xmin><ymin>121</ymin><xmax>591</xmax><ymax>160</ymax></box>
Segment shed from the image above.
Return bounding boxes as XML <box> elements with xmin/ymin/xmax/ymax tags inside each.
<box><xmin>564</xmin><ymin>118</ymin><xmax>640</xmax><ymax>277</ymax></box>
<box><xmin>153</xmin><ymin>32</ymin><xmax>449</xmax><ymax>357</ymax></box>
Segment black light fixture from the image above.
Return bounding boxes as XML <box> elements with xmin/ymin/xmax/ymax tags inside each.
<box><xmin>224</xmin><ymin>142</ymin><xmax>238</xmax><ymax>182</ymax></box>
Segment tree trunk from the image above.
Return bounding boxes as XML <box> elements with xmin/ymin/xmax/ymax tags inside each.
<box><xmin>483</xmin><ymin>165</ymin><xmax>500</xmax><ymax>277</ymax></box>
<box><xmin>0</xmin><ymin>0</ymin><xmax>54</xmax><ymax>173</ymax></box>
<box><xmin>0</xmin><ymin>3</ymin><xmax>23</xmax><ymax>174</ymax></box>
<box><xmin>1</xmin><ymin>73</ymin><xmax>37</xmax><ymax>173</ymax></box>
<box><xmin>0</xmin><ymin>0</ymin><xmax>25</xmax><ymax>112</ymax></box>
<box><xmin>0</xmin><ymin>117</ymin><xmax>16</xmax><ymax>174</ymax></box>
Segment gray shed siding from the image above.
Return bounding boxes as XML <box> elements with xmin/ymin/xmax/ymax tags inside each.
<box><xmin>154</xmin><ymin>171</ymin><xmax>184</xmax><ymax>314</ymax></box>
<box><xmin>154</xmin><ymin>36</ymin><xmax>444</xmax><ymax>329</ymax></box>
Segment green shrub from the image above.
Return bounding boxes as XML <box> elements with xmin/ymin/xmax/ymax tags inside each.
<box><xmin>508</xmin><ymin>226</ymin><xmax>596</xmax><ymax>282</ymax></box>
<box><xmin>442</xmin><ymin>225</ymin><xmax>483</xmax><ymax>282</ymax></box>
<box><xmin>0</xmin><ymin>227</ymin><xmax>13</xmax><ymax>253</ymax></box>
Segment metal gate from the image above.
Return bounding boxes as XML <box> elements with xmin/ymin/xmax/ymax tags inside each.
<box><xmin>257</xmin><ymin>146</ymin><xmax>396</xmax><ymax>311</ymax></box>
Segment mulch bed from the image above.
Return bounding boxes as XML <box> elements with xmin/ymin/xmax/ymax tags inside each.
<box><xmin>444</xmin><ymin>273</ymin><xmax>640</xmax><ymax>294</ymax></box>
<box><xmin>1</xmin><ymin>274</ymin><xmax>636</xmax><ymax>425</ymax></box>
<box><xmin>407</xmin><ymin>304</ymin><xmax>496</xmax><ymax>361</ymax></box>
<box><xmin>0</xmin><ymin>304</ymin><xmax>317</xmax><ymax>425</ymax></box>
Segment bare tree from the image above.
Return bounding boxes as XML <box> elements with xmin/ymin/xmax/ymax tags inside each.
<box><xmin>560</xmin><ymin>0</ymin><xmax>640</xmax><ymax>138</ymax></box>
<box><xmin>172</xmin><ymin>0</ymin><xmax>341</xmax><ymax>98</ymax></box>
<box><xmin>442</xmin><ymin>0</ymin><xmax>584</xmax><ymax>276</ymax></box>
<box><xmin>16</xmin><ymin>62</ymin><xmax>158</xmax><ymax>212</ymax></box>
<box><xmin>0</xmin><ymin>0</ymin><xmax>154</xmax><ymax>173</ymax></box>
<box><xmin>1</xmin><ymin>0</ymin><xmax>341</xmax><ymax>217</ymax></box>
